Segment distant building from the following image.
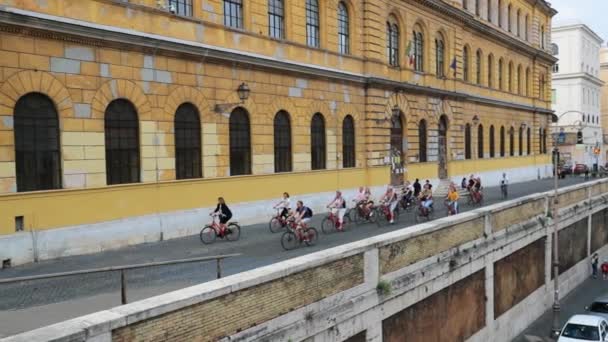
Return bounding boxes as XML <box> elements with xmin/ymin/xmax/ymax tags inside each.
<box><xmin>600</xmin><ymin>48</ymin><xmax>608</xmax><ymax>164</ymax></box>
<box><xmin>552</xmin><ymin>22</ymin><xmax>604</xmax><ymax>168</ymax></box>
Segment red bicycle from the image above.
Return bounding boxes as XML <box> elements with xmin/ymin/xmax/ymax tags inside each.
<box><xmin>375</xmin><ymin>201</ymin><xmax>398</xmax><ymax>227</ymax></box>
<box><xmin>281</xmin><ymin>218</ymin><xmax>318</xmax><ymax>251</ymax></box>
<box><xmin>269</xmin><ymin>208</ymin><xmax>291</xmax><ymax>233</ymax></box>
<box><xmin>200</xmin><ymin>213</ymin><xmax>241</xmax><ymax>244</ymax></box>
<box><xmin>350</xmin><ymin>200</ymin><xmax>376</xmax><ymax>224</ymax></box>
<box><xmin>321</xmin><ymin>208</ymin><xmax>351</xmax><ymax>234</ymax></box>
<box><xmin>467</xmin><ymin>188</ymin><xmax>484</xmax><ymax>206</ymax></box>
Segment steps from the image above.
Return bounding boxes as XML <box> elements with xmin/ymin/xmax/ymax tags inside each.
<box><xmin>434</xmin><ymin>179</ymin><xmax>469</xmax><ymax>199</ymax></box>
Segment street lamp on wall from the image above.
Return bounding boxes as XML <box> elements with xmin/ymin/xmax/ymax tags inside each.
<box><xmin>214</xmin><ymin>83</ymin><xmax>251</xmax><ymax>113</ymax></box>
<box><xmin>472</xmin><ymin>115</ymin><xmax>480</xmax><ymax>126</ymax></box>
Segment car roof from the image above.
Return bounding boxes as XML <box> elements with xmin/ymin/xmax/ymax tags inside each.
<box><xmin>568</xmin><ymin>315</ymin><xmax>606</xmax><ymax>325</ymax></box>
<box><xmin>592</xmin><ymin>295</ymin><xmax>608</xmax><ymax>303</ymax></box>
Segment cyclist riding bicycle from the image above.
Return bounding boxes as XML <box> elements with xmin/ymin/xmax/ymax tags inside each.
<box><xmin>354</xmin><ymin>187</ymin><xmax>371</xmax><ymax>217</ymax></box>
<box><xmin>213</xmin><ymin>197</ymin><xmax>232</xmax><ymax>231</ymax></box>
<box><xmin>419</xmin><ymin>184</ymin><xmax>434</xmax><ymax>213</ymax></box>
<box><xmin>401</xmin><ymin>182</ymin><xmax>415</xmax><ymax>208</ymax></box>
<box><xmin>467</xmin><ymin>175</ymin><xmax>482</xmax><ymax>203</ymax></box>
<box><xmin>292</xmin><ymin>200</ymin><xmax>313</xmax><ymax>230</ymax></box>
<box><xmin>380</xmin><ymin>186</ymin><xmax>399</xmax><ymax>224</ymax></box>
<box><xmin>327</xmin><ymin>191</ymin><xmax>347</xmax><ymax>229</ymax></box>
<box><xmin>273</xmin><ymin>192</ymin><xmax>291</xmax><ymax>219</ymax></box>
<box><xmin>446</xmin><ymin>183</ymin><xmax>459</xmax><ymax>215</ymax></box>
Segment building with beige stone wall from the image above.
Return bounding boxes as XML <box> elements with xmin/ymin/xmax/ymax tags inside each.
<box><xmin>0</xmin><ymin>0</ymin><xmax>556</xmax><ymax>265</ymax></box>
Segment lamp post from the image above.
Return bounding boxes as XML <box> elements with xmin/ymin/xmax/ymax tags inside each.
<box><xmin>550</xmin><ymin>110</ymin><xmax>585</xmax><ymax>337</ymax></box>
<box><xmin>214</xmin><ymin>83</ymin><xmax>251</xmax><ymax>113</ymax></box>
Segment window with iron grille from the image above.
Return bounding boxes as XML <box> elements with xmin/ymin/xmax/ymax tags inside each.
<box><xmin>14</xmin><ymin>93</ymin><xmax>62</xmax><ymax>192</ymax></box>
<box><xmin>268</xmin><ymin>0</ymin><xmax>284</xmax><ymax>39</ymax></box>
<box><xmin>516</xmin><ymin>10</ymin><xmax>521</xmax><ymax>36</ymax></box>
<box><xmin>489</xmin><ymin>125</ymin><xmax>495</xmax><ymax>157</ymax></box>
<box><xmin>478</xmin><ymin>124</ymin><xmax>484</xmax><ymax>158</ymax></box>
<box><xmin>169</xmin><ymin>0</ymin><xmax>192</xmax><ymax>17</ymax></box>
<box><xmin>487</xmin><ymin>55</ymin><xmax>493</xmax><ymax>88</ymax></box>
<box><xmin>465</xmin><ymin>123</ymin><xmax>472</xmax><ymax>160</ymax></box>
<box><xmin>525</xmin><ymin>15</ymin><xmax>529</xmax><ymax>41</ymax></box>
<box><xmin>498</xmin><ymin>59</ymin><xmax>503</xmax><ymax>90</ymax></box>
<box><xmin>337</xmin><ymin>2</ymin><xmax>350</xmax><ymax>54</ymax></box>
<box><xmin>525</xmin><ymin>68</ymin><xmax>530</xmax><ymax>96</ymax></box>
<box><xmin>306</xmin><ymin>0</ymin><xmax>320</xmax><ymax>48</ymax></box>
<box><xmin>487</xmin><ymin>0</ymin><xmax>492</xmax><ymax>21</ymax></box>
<box><xmin>224</xmin><ymin>0</ymin><xmax>243</xmax><ymax>29</ymax></box>
<box><xmin>435</xmin><ymin>38</ymin><xmax>445</xmax><ymax>77</ymax></box>
<box><xmin>311</xmin><ymin>113</ymin><xmax>326</xmax><ymax>170</ymax></box>
<box><xmin>414</xmin><ymin>31</ymin><xmax>424</xmax><ymax>72</ymax></box>
<box><xmin>500</xmin><ymin>126</ymin><xmax>505</xmax><ymax>157</ymax></box>
<box><xmin>507</xmin><ymin>5</ymin><xmax>512</xmax><ymax>32</ymax></box>
<box><xmin>508</xmin><ymin>63</ymin><xmax>513</xmax><ymax>92</ymax></box>
<box><xmin>476</xmin><ymin>50</ymin><xmax>482</xmax><ymax>84</ymax></box>
<box><xmin>498</xmin><ymin>0</ymin><xmax>503</xmax><ymax>27</ymax></box>
<box><xmin>527</xmin><ymin>127</ymin><xmax>531</xmax><ymax>154</ymax></box>
<box><xmin>509</xmin><ymin>127</ymin><xmax>515</xmax><ymax>156</ymax></box>
<box><xmin>342</xmin><ymin>115</ymin><xmax>355</xmax><ymax>168</ymax></box>
<box><xmin>229</xmin><ymin>107</ymin><xmax>251</xmax><ymax>175</ymax></box>
<box><xmin>175</xmin><ymin>103</ymin><xmax>201</xmax><ymax>180</ymax></box>
<box><xmin>274</xmin><ymin>111</ymin><xmax>292</xmax><ymax>173</ymax></box>
<box><xmin>463</xmin><ymin>46</ymin><xmax>469</xmax><ymax>81</ymax></box>
<box><xmin>542</xmin><ymin>128</ymin><xmax>547</xmax><ymax>154</ymax></box>
<box><xmin>475</xmin><ymin>0</ymin><xmax>480</xmax><ymax>16</ymax></box>
<box><xmin>419</xmin><ymin>119</ymin><xmax>427</xmax><ymax>162</ymax></box>
<box><xmin>105</xmin><ymin>99</ymin><xmax>140</xmax><ymax>185</ymax></box>
<box><xmin>387</xmin><ymin>23</ymin><xmax>399</xmax><ymax>66</ymax></box>
<box><xmin>518</xmin><ymin>126</ymin><xmax>523</xmax><ymax>156</ymax></box>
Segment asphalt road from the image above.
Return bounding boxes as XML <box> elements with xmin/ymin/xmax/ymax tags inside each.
<box><xmin>514</xmin><ymin>276</ymin><xmax>608</xmax><ymax>342</ymax></box>
<box><xmin>0</xmin><ymin>176</ymin><xmax>588</xmax><ymax>337</ymax></box>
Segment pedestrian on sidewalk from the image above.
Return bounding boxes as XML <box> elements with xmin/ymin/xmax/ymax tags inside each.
<box><xmin>602</xmin><ymin>259</ymin><xmax>608</xmax><ymax>280</ymax></box>
<box><xmin>592</xmin><ymin>253</ymin><xmax>599</xmax><ymax>279</ymax></box>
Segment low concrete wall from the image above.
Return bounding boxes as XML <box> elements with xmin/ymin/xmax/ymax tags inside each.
<box><xmin>4</xmin><ymin>179</ymin><xmax>605</xmax><ymax>342</ymax></box>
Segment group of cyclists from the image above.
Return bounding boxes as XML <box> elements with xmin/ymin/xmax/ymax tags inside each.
<box><xmin>209</xmin><ymin>172</ymin><xmax>509</xmax><ymax>243</ymax></box>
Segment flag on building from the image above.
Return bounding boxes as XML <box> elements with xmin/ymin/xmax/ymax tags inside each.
<box><xmin>406</xmin><ymin>41</ymin><xmax>415</xmax><ymax>66</ymax></box>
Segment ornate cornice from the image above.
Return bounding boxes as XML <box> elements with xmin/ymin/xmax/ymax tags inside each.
<box><xmin>0</xmin><ymin>7</ymin><xmax>553</xmax><ymax>116</ymax></box>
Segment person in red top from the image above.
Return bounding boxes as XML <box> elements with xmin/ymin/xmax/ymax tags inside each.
<box><xmin>601</xmin><ymin>259</ymin><xmax>608</xmax><ymax>280</ymax></box>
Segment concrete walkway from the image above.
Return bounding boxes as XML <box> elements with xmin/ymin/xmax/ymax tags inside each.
<box><xmin>0</xmin><ymin>176</ymin><xmax>589</xmax><ymax>337</ymax></box>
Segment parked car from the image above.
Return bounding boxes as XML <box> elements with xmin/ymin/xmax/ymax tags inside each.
<box><xmin>562</xmin><ymin>163</ymin><xmax>573</xmax><ymax>176</ymax></box>
<box><xmin>586</xmin><ymin>296</ymin><xmax>608</xmax><ymax>320</ymax></box>
<box><xmin>573</xmin><ymin>164</ymin><xmax>589</xmax><ymax>175</ymax></box>
<box><xmin>558</xmin><ymin>315</ymin><xmax>608</xmax><ymax>341</ymax></box>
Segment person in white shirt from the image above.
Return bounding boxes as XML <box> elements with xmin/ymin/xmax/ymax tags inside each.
<box><xmin>273</xmin><ymin>192</ymin><xmax>291</xmax><ymax>219</ymax></box>
<box><xmin>327</xmin><ymin>190</ymin><xmax>347</xmax><ymax>228</ymax></box>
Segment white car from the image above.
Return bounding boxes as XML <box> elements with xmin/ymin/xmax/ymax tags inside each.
<box><xmin>558</xmin><ymin>315</ymin><xmax>608</xmax><ymax>341</ymax></box>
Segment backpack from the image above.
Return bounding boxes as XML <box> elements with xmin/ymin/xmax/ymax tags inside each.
<box><xmin>306</xmin><ymin>207</ymin><xmax>313</xmax><ymax>217</ymax></box>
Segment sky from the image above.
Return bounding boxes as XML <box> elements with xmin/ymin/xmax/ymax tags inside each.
<box><xmin>551</xmin><ymin>0</ymin><xmax>608</xmax><ymax>43</ymax></box>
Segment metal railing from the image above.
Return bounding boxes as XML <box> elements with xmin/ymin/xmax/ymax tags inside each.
<box><xmin>0</xmin><ymin>254</ymin><xmax>240</xmax><ymax>305</ymax></box>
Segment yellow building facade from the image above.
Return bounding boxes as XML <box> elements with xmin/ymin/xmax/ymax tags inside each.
<box><xmin>0</xmin><ymin>0</ymin><xmax>556</xmax><ymax>264</ymax></box>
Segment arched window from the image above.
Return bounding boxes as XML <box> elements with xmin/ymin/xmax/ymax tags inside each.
<box><xmin>487</xmin><ymin>54</ymin><xmax>494</xmax><ymax>88</ymax></box>
<box><xmin>105</xmin><ymin>99</ymin><xmax>140</xmax><ymax>185</ymax></box>
<box><xmin>516</xmin><ymin>9</ymin><xmax>521</xmax><ymax>36</ymax></box>
<box><xmin>463</xmin><ymin>46</ymin><xmax>470</xmax><ymax>81</ymax></box>
<box><xmin>518</xmin><ymin>125</ymin><xmax>523</xmax><ymax>156</ymax></box>
<box><xmin>498</xmin><ymin>58</ymin><xmax>504</xmax><ymax>90</ymax></box>
<box><xmin>525</xmin><ymin>14</ymin><xmax>529</xmax><ymax>41</ymax></box>
<box><xmin>311</xmin><ymin>113</ymin><xmax>326</xmax><ymax>170</ymax></box>
<box><xmin>507</xmin><ymin>4</ymin><xmax>512</xmax><ymax>32</ymax></box>
<box><xmin>500</xmin><ymin>126</ymin><xmax>505</xmax><ymax>157</ymax></box>
<box><xmin>540</xmin><ymin>25</ymin><xmax>546</xmax><ymax>49</ymax></box>
<box><xmin>229</xmin><ymin>107</ymin><xmax>251</xmax><ymax>175</ymax></box>
<box><xmin>476</xmin><ymin>49</ymin><xmax>482</xmax><ymax>85</ymax></box>
<box><xmin>14</xmin><ymin>93</ymin><xmax>61</xmax><ymax>192</ymax></box>
<box><xmin>342</xmin><ymin>115</ymin><xmax>355</xmax><ymax>168</ymax></box>
<box><xmin>478</xmin><ymin>124</ymin><xmax>484</xmax><ymax>159</ymax></box>
<box><xmin>274</xmin><ymin>111</ymin><xmax>292</xmax><ymax>173</ymax></box>
<box><xmin>489</xmin><ymin>125</ymin><xmax>495</xmax><ymax>158</ymax></box>
<box><xmin>413</xmin><ymin>28</ymin><xmax>424</xmax><ymax>72</ymax></box>
<box><xmin>465</xmin><ymin>123</ymin><xmax>472</xmax><ymax>160</ymax></box>
<box><xmin>387</xmin><ymin>19</ymin><xmax>400</xmax><ymax>67</ymax></box>
<box><xmin>268</xmin><ymin>0</ymin><xmax>285</xmax><ymax>39</ymax></box>
<box><xmin>463</xmin><ymin>0</ymin><xmax>468</xmax><ymax>10</ymax></box>
<box><xmin>525</xmin><ymin>67</ymin><xmax>530</xmax><ymax>96</ymax></box>
<box><xmin>539</xmin><ymin>73</ymin><xmax>546</xmax><ymax>100</ymax></box>
<box><xmin>337</xmin><ymin>2</ymin><xmax>350</xmax><ymax>54</ymax></box>
<box><xmin>306</xmin><ymin>0</ymin><xmax>320</xmax><ymax>48</ymax></box>
<box><xmin>475</xmin><ymin>0</ymin><xmax>480</xmax><ymax>16</ymax></box>
<box><xmin>517</xmin><ymin>65</ymin><xmax>523</xmax><ymax>95</ymax></box>
<box><xmin>175</xmin><ymin>103</ymin><xmax>201</xmax><ymax>180</ymax></box>
<box><xmin>498</xmin><ymin>0</ymin><xmax>503</xmax><ymax>27</ymax></box>
<box><xmin>509</xmin><ymin>126</ymin><xmax>515</xmax><ymax>156</ymax></box>
<box><xmin>435</xmin><ymin>35</ymin><xmax>445</xmax><ymax>77</ymax></box>
<box><xmin>508</xmin><ymin>62</ymin><xmax>513</xmax><ymax>92</ymax></box>
<box><xmin>487</xmin><ymin>0</ymin><xmax>492</xmax><ymax>22</ymax></box>
<box><xmin>223</xmin><ymin>0</ymin><xmax>243</xmax><ymax>29</ymax></box>
<box><xmin>419</xmin><ymin>119</ymin><xmax>427</xmax><ymax>162</ymax></box>
<box><xmin>526</xmin><ymin>126</ymin><xmax>531</xmax><ymax>155</ymax></box>
<box><xmin>542</xmin><ymin>128</ymin><xmax>547</xmax><ymax>154</ymax></box>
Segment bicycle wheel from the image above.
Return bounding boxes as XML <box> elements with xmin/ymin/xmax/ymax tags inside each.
<box><xmin>342</xmin><ymin>214</ymin><xmax>352</xmax><ymax>231</ymax></box>
<box><xmin>304</xmin><ymin>227</ymin><xmax>319</xmax><ymax>247</ymax></box>
<box><xmin>226</xmin><ymin>223</ymin><xmax>241</xmax><ymax>241</ymax></box>
<box><xmin>376</xmin><ymin>208</ymin><xmax>388</xmax><ymax>227</ymax></box>
<box><xmin>281</xmin><ymin>231</ymin><xmax>299</xmax><ymax>251</ymax></box>
<box><xmin>351</xmin><ymin>208</ymin><xmax>362</xmax><ymax>224</ymax></box>
<box><xmin>200</xmin><ymin>226</ymin><xmax>216</xmax><ymax>244</ymax></box>
<box><xmin>269</xmin><ymin>217</ymin><xmax>283</xmax><ymax>233</ymax></box>
<box><xmin>321</xmin><ymin>217</ymin><xmax>335</xmax><ymax>234</ymax></box>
